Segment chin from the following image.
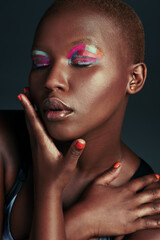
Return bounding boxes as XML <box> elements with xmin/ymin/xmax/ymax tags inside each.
<box><xmin>46</xmin><ymin>125</ymin><xmax>81</xmax><ymax>142</ymax></box>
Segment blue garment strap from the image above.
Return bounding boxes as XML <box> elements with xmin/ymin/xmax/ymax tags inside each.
<box><xmin>2</xmin><ymin>168</ymin><xmax>27</xmax><ymax>240</ymax></box>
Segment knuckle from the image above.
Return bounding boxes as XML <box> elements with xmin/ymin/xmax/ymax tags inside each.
<box><xmin>156</xmin><ymin>219</ymin><xmax>160</xmax><ymax>226</ymax></box>
<box><xmin>140</xmin><ymin>174</ymin><xmax>154</xmax><ymax>186</ymax></box>
<box><xmin>70</xmin><ymin>148</ymin><xmax>81</xmax><ymax>158</ymax></box>
<box><xmin>145</xmin><ymin>219</ymin><xmax>152</xmax><ymax>228</ymax></box>
<box><xmin>53</xmin><ymin>151</ymin><xmax>63</xmax><ymax>161</ymax></box>
<box><xmin>152</xmin><ymin>202</ymin><xmax>160</xmax><ymax>212</ymax></box>
<box><xmin>140</xmin><ymin>175</ymin><xmax>148</xmax><ymax>185</ymax></box>
<box><xmin>149</xmin><ymin>188</ymin><xmax>158</xmax><ymax>198</ymax></box>
<box><xmin>134</xmin><ymin>208</ymin><xmax>141</xmax><ymax>219</ymax></box>
<box><xmin>137</xmin><ymin>218</ymin><xmax>144</xmax><ymax>229</ymax></box>
<box><xmin>123</xmin><ymin>185</ymin><xmax>132</xmax><ymax>195</ymax></box>
<box><xmin>134</xmin><ymin>220</ymin><xmax>141</xmax><ymax>231</ymax></box>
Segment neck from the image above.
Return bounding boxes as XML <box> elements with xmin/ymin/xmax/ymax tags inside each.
<box><xmin>77</xmin><ymin>127</ymin><xmax>123</xmax><ymax>177</ymax></box>
<box><xmin>56</xmin><ymin>100</ymin><xmax>127</xmax><ymax>178</ymax></box>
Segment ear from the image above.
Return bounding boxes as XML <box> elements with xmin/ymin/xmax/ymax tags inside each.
<box><xmin>127</xmin><ymin>63</ymin><xmax>147</xmax><ymax>95</ymax></box>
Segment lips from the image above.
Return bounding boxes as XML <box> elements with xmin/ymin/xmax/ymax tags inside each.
<box><xmin>42</xmin><ymin>98</ymin><xmax>73</xmax><ymax>121</ymax></box>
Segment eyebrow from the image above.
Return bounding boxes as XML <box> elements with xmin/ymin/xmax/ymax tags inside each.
<box><xmin>70</xmin><ymin>38</ymin><xmax>99</xmax><ymax>48</ymax></box>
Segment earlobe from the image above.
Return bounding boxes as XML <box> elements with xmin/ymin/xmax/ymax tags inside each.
<box><xmin>127</xmin><ymin>63</ymin><xmax>147</xmax><ymax>95</ymax></box>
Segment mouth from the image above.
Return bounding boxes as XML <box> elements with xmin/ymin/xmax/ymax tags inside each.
<box><xmin>42</xmin><ymin>98</ymin><xmax>74</xmax><ymax>121</ymax></box>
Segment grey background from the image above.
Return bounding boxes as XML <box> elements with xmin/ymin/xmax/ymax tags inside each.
<box><xmin>0</xmin><ymin>1</ymin><xmax>160</xmax><ymax>171</ymax></box>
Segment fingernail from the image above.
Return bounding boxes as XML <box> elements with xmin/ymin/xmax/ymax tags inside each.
<box><xmin>113</xmin><ymin>162</ymin><xmax>121</xmax><ymax>169</ymax></box>
<box><xmin>23</xmin><ymin>88</ymin><xmax>27</xmax><ymax>94</ymax></box>
<box><xmin>17</xmin><ymin>94</ymin><xmax>22</xmax><ymax>101</ymax></box>
<box><xmin>155</xmin><ymin>174</ymin><xmax>160</xmax><ymax>180</ymax></box>
<box><xmin>76</xmin><ymin>140</ymin><xmax>85</xmax><ymax>150</ymax></box>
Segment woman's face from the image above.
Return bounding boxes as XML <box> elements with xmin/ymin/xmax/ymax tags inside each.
<box><xmin>29</xmin><ymin>6</ymin><xmax>131</xmax><ymax>141</ymax></box>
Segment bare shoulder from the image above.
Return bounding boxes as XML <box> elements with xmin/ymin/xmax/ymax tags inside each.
<box><xmin>0</xmin><ymin>110</ymin><xmax>30</xmax><ymax>194</ymax></box>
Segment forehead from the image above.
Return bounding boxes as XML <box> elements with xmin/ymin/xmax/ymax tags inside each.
<box><xmin>34</xmin><ymin>7</ymin><xmax>122</xmax><ymax>53</ymax></box>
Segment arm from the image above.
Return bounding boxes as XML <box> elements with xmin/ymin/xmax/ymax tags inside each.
<box><xmin>0</xmin><ymin>154</ymin><xmax>4</xmax><ymax>239</ymax></box>
<box><xmin>0</xmin><ymin>114</ymin><xmax>19</xmax><ymax>239</ymax></box>
<box><xmin>30</xmin><ymin>185</ymin><xmax>65</xmax><ymax>240</ymax></box>
<box><xmin>19</xmin><ymin>93</ymin><xmax>160</xmax><ymax>240</ymax></box>
<box><xmin>64</xmin><ymin>164</ymin><xmax>122</xmax><ymax>240</ymax></box>
<box><xmin>19</xmin><ymin>94</ymin><xmax>85</xmax><ymax>240</ymax></box>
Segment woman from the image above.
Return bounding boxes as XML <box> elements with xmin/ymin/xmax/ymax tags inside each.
<box><xmin>1</xmin><ymin>0</ymin><xmax>160</xmax><ymax>239</ymax></box>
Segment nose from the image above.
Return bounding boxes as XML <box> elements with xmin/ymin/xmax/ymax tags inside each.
<box><xmin>44</xmin><ymin>60</ymin><xmax>69</xmax><ymax>92</ymax></box>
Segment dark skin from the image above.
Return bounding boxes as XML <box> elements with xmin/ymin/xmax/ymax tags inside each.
<box><xmin>0</xmin><ymin>4</ymin><xmax>160</xmax><ymax>240</ymax></box>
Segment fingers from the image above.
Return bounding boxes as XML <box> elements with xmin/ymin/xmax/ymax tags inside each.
<box><xmin>128</xmin><ymin>174</ymin><xmax>160</xmax><ymax>193</ymax></box>
<box><xmin>18</xmin><ymin>94</ymin><xmax>60</xmax><ymax>156</ymax></box>
<box><xmin>137</xmin><ymin>188</ymin><xmax>160</xmax><ymax>205</ymax></box>
<box><xmin>94</xmin><ymin>162</ymin><xmax>121</xmax><ymax>186</ymax></box>
<box><xmin>137</xmin><ymin>201</ymin><xmax>160</xmax><ymax>218</ymax></box>
<box><xmin>135</xmin><ymin>216</ymin><xmax>160</xmax><ymax>231</ymax></box>
<box><xmin>18</xmin><ymin>93</ymin><xmax>45</xmax><ymax>140</ymax></box>
<box><xmin>23</xmin><ymin>87</ymin><xmax>31</xmax><ymax>99</ymax></box>
<box><xmin>64</xmin><ymin>139</ymin><xmax>86</xmax><ymax>172</ymax></box>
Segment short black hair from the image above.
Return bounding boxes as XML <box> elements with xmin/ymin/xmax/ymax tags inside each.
<box><xmin>39</xmin><ymin>0</ymin><xmax>145</xmax><ymax>63</ymax></box>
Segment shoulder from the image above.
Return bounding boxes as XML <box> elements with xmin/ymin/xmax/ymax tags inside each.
<box><xmin>0</xmin><ymin>110</ymin><xmax>30</xmax><ymax>194</ymax></box>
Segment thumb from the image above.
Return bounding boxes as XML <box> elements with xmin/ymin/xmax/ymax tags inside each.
<box><xmin>63</xmin><ymin>139</ymin><xmax>86</xmax><ymax>174</ymax></box>
<box><xmin>95</xmin><ymin>162</ymin><xmax>121</xmax><ymax>186</ymax></box>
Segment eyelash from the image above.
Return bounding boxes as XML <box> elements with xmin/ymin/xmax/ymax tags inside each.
<box><xmin>70</xmin><ymin>57</ymin><xmax>97</xmax><ymax>67</ymax></box>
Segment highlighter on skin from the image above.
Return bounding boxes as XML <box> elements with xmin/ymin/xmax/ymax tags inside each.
<box><xmin>67</xmin><ymin>44</ymin><xmax>103</xmax><ymax>66</ymax></box>
<box><xmin>32</xmin><ymin>50</ymin><xmax>51</xmax><ymax>68</ymax></box>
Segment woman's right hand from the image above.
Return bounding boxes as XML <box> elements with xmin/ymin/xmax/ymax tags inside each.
<box><xmin>18</xmin><ymin>93</ymin><xmax>86</xmax><ymax>240</ymax></box>
<box><xmin>65</xmin><ymin>165</ymin><xmax>160</xmax><ymax>240</ymax></box>
<box><xmin>18</xmin><ymin>93</ymin><xmax>85</xmax><ymax>192</ymax></box>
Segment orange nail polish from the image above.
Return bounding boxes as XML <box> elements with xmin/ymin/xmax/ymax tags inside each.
<box><xmin>23</xmin><ymin>88</ymin><xmax>27</xmax><ymax>93</ymax></box>
<box><xmin>76</xmin><ymin>141</ymin><xmax>85</xmax><ymax>150</ymax></box>
<box><xmin>113</xmin><ymin>162</ymin><xmax>121</xmax><ymax>169</ymax></box>
<box><xmin>155</xmin><ymin>174</ymin><xmax>160</xmax><ymax>180</ymax></box>
<box><xmin>17</xmin><ymin>94</ymin><xmax>22</xmax><ymax>101</ymax></box>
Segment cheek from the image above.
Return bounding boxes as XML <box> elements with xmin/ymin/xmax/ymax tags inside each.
<box><xmin>72</xmin><ymin>66</ymin><xmax>128</xmax><ymax>111</ymax></box>
<box><xmin>29</xmin><ymin>70</ymin><xmax>46</xmax><ymax>103</ymax></box>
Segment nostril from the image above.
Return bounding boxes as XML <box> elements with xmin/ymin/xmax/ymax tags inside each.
<box><xmin>57</xmin><ymin>86</ymin><xmax>64</xmax><ymax>90</ymax></box>
<box><xmin>45</xmin><ymin>85</ymin><xmax>65</xmax><ymax>92</ymax></box>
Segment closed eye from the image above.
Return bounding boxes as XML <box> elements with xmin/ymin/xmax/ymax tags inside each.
<box><xmin>32</xmin><ymin>50</ymin><xmax>51</xmax><ymax>69</ymax></box>
<box><xmin>32</xmin><ymin>56</ymin><xmax>50</xmax><ymax>69</ymax></box>
<box><xmin>69</xmin><ymin>56</ymin><xmax>100</xmax><ymax>67</ymax></box>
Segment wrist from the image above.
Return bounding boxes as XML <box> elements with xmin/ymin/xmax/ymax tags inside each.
<box><xmin>65</xmin><ymin>201</ymin><xmax>93</xmax><ymax>240</ymax></box>
<box><xmin>33</xmin><ymin>179</ymin><xmax>63</xmax><ymax>201</ymax></box>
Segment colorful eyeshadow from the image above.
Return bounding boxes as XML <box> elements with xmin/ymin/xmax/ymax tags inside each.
<box><xmin>32</xmin><ymin>50</ymin><xmax>50</xmax><ymax>68</ymax></box>
<box><xmin>67</xmin><ymin>44</ymin><xmax>103</xmax><ymax>66</ymax></box>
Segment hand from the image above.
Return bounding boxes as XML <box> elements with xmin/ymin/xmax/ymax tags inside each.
<box><xmin>18</xmin><ymin>93</ymin><xmax>85</xmax><ymax>192</ymax></box>
<box><xmin>77</xmin><ymin>169</ymin><xmax>160</xmax><ymax>238</ymax></box>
